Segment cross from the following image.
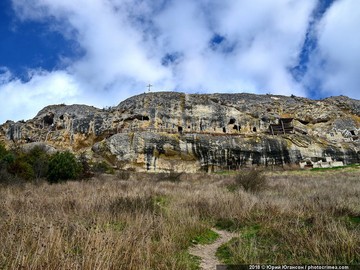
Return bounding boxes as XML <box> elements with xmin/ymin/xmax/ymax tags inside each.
<box><xmin>147</xmin><ymin>84</ymin><xmax>153</xmax><ymax>92</ymax></box>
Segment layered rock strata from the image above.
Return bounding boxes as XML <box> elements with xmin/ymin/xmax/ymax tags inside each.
<box><xmin>1</xmin><ymin>92</ymin><xmax>359</xmax><ymax>172</ymax></box>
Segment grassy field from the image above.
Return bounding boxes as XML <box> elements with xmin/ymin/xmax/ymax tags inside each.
<box><xmin>0</xmin><ymin>168</ymin><xmax>359</xmax><ymax>269</ymax></box>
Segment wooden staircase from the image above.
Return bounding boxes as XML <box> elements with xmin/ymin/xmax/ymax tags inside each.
<box><xmin>269</xmin><ymin>118</ymin><xmax>294</xmax><ymax>135</ymax></box>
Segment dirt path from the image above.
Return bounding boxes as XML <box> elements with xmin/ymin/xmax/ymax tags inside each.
<box><xmin>189</xmin><ymin>228</ymin><xmax>237</xmax><ymax>270</ymax></box>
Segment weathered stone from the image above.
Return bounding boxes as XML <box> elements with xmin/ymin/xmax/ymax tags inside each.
<box><xmin>1</xmin><ymin>92</ymin><xmax>359</xmax><ymax>172</ymax></box>
<box><xmin>21</xmin><ymin>142</ymin><xmax>57</xmax><ymax>155</ymax></box>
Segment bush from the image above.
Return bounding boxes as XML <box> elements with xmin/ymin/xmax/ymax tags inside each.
<box><xmin>233</xmin><ymin>169</ymin><xmax>267</xmax><ymax>193</ymax></box>
<box><xmin>0</xmin><ymin>152</ymin><xmax>14</xmax><ymax>170</ymax></box>
<box><xmin>26</xmin><ymin>146</ymin><xmax>50</xmax><ymax>179</ymax></box>
<box><xmin>92</xmin><ymin>161</ymin><xmax>114</xmax><ymax>174</ymax></box>
<box><xmin>78</xmin><ymin>153</ymin><xmax>94</xmax><ymax>178</ymax></box>
<box><xmin>7</xmin><ymin>159</ymin><xmax>35</xmax><ymax>180</ymax></box>
<box><xmin>117</xmin><ymin>170</ymin><xmax>131</xmax><ymax>180</ymax></box>
<box><xmin>0</xmin><ymin>169</ymin><xmax>24</xmax><ymax>185</ymax></box>
<box><xmin>47</xmin><ymin>151</ymin><xmax>82</xmax><ymax>183</ymax></box>
<box><xmin>0</xmin><ymin>143</ymin><xmax>7</xmax><ymax>160</ymax></box>
<box><xmin>0</xmin><ymin>143</ymin><xmax>11</xmax><ymax>169</ymax></box>
<box><xmin>0</xmin><ymin>144</ymin><xmax>50</xmax><ymax>181</ymax></box>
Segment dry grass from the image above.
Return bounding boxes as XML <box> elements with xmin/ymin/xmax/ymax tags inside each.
<box><xmin>0</xmin><ymin>168</ymin><xmax>359</xmax><ymax>269</ymax></box>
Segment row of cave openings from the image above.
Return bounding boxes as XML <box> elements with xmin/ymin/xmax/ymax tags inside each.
<box><xmin>122</xmin><ymin>113</ymin><xmax>249</xmax><ymax>134</ymax></box>
<box><xmin>42</xmin><ymin>112</ymin><xmax>265</xmax><ymax>135</ymax></box>
<box><xmin>122</xmin><ymin>114</ymin><xmax>259</xmax><ymax>135</ymax></box>
<box><xmin>167</xmin><ymin>117</ymin><xmax>257</xmax><ymax>134</ymax></box>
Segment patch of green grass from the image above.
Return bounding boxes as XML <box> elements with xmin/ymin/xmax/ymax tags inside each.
<box><xmin>216</xmin><ymin>237</ymin><xmax>240</xmax><ymax>264</ymax></box>
<box><xmin>153</xmin><ymin>195</ymin><xmax>169</xmax><ymax>208</ymax></box>
<box><xmin>153</xmin><ymin>195</ymin><xmax>170</xmax><ymax>216</ymax></box>
<box><xmin>191</xmin><ymin>228</ymin><xmax>219</xmax><ymax>245</ymax></box>
<box><xmin>226</xmin><ymin>184</ymin><xmax>238</xmax><ymax>192</ymax></box>
<box><xmin>311</xmin><ymin>164</ymin><xmax>360</xmax><ymax>172</ymax></box>
<box><xmin>342</xmin><ymin>215</ymin><xmax>360</xmax><ymax>229</ymax></box>
<box><xmin>216</xmin><ymin>224</ymin><xmax>287</xmax><ymax>264</ymax></box>
<box><xmin>349</xmin><ymin>216</ymin><xmax>360</xmax><ymax>224</ymax></box>
<box><xmin>175</xmin><ymin>251</ymin><xmax>201</xmax><ymax>270</ymax></box>
<box><xmin>216</xmin><ymin>216</ymin><xmax>360</xmax><ymax>265</ymax></box>
<box><xmin>103</xmin><ymin>221</ymin><xmax>126</xmax><ymax>232</ymax></box>
<box><xmin>241</xmin><ymin>224</ymin><xmax>261</xmax><ymax>239</ymax></box>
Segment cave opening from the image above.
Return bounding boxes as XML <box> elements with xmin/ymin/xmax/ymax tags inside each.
<box><xmin>178</xmin><ymin>126</ymin><xmax>183</xmax><ymax>133</ymax></box>
<box><xmin>233</xmin><ymin>125</ymin><xmax>242</xmax><ymax>131</ymax></box>
<box><xmin>223</xmin><ymin>127</ymin><xmax>226</xmax><ymax>133</ymax></box>
<box><xmin>43</xmin><ymin>114</ymin><xmax>54</xmax><ymax>125</ymax></box>
<box><xmin>228</xmin><ymin>118</ymin><xmax>236</xmax><ymax>125</ymax></box>
<box><xmin>298</xmin><ymin>119</ymin><xmax>309</xmax><ymax>125</ymax></box>
<box><xmin>253</xmin><ymin>127</ymin><xmax>257</xmax><ymax>132</ymax></box>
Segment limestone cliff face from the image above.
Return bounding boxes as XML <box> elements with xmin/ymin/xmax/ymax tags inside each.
<box><xmin>1</xmin><ymin>92</ymin><xmax>359</xmax><ymax>172</ymax></box>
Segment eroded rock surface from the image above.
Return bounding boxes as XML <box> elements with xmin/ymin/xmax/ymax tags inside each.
<box><xmin>1</xmin><ymin>92</ymin><xmax>359</xmax><ymax>172</ymax></box>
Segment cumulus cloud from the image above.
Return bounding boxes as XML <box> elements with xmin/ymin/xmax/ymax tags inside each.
<box><xmin>304</xmin><ymin>0</ymin><xmax>360</xmax><ymax>99</ymax></box>
<box><xmin>0</xmin><ymin>68</ymin><xmax>81</xmax><ymax>121</ymax></box>
<box><xmin>12</xmin><ymin>0</ymin><xmax>173</xmax><ymax>92</ymax></box>
<box><xmin>152</xmin><ymin>0</ymin><xmax>315</xmax><ymax>94</ymax></box>
<box><xmin>1</xmin><ymin>0</ymin><xmax>359</xmax><ymax>123</ymax></box>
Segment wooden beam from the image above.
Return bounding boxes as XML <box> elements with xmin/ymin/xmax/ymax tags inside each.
<box><xmin>281</xmin><ymin>120</ymin><xmax>285</xmax><ymax>134</ymax></box>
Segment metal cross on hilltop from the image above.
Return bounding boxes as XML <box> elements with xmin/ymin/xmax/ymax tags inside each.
<box><xmin>147</xmin><ymin>84</ymin><xmax>153</xmax><ymax>92</ymax></box>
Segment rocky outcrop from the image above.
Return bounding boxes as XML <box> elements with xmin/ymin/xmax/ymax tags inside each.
<box><xmin>1</xmin><ymin>92</ymin><xmax>359</xmax><ymax>172</ymax></box>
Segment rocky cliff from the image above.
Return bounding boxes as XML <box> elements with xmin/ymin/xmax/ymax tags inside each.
<box><xmin>1</xmin><ymin>92</ymin><xmax>359</xmax><ymax>172</ymax></box>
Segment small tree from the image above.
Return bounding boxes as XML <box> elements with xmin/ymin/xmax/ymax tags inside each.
<box><xmin>0</xmin><ymin>143</ymin><xmax>8</xmax><ymax>170</ymax></box>
<box><xmin>47</xmin><ymin>151</ymin><xmax>82</xmax><ymax>183</ymax></box>
<box><xmin>7</xmin><ymin>159</ymin><xmax>35</xmax><ymax>180</ymax></box>
<box><xmin>78</xmin><ymin>152</ymin><xmax>93</xmax><ymax>178</ymax></box>
<box><xmin>0</xmin><ymin>143</ymin><xmax>7</xmax><ymax>160</ymax></box>
<box><xmin>26</xmin><ymin>146</ymin><xmax>50</xmax><ymax>179</ymax></box>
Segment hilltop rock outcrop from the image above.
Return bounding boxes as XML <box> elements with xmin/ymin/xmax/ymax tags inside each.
<box><xmin>1</xmin><ymin>92</ymin><xmax>359</xmax><ymax>172</ymax></box>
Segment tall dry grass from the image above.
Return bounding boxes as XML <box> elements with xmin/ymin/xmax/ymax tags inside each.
<box><xmin>0</xmin><ymin>168</ymin><xmax>359</xmax><ymax>269</ymax></box>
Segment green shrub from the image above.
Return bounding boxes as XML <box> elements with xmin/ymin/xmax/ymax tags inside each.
<box><xmin>0</xmin><ymin>143</ymin><xmax>11</xmax><ymax>169</ymax></box>
<box><xmin>233</xmin><ymin>169</ymin><xmax>267</xmax><ymax>193</ymax></box>
<box><xmin>0</xmin><ymin>143</ymin><xmax>7</xmax><ymax>160</ymax></box>
<box><xmin>47</xmin><ymin>151</ymin><xmax>82</xmax><ymax>183</ymax></box>
<box><xmin>0</xmin><ymin>153</ymin><xmax>14</xmax><ymax>170</ymax></box>
<box><xmin>117</xmin><ymin>170</ymin><xmax>131</xmax><ymax>180</ymax></box>
<box><xmin>78</xmin><ymin>153</ymin><xmax>93</xmax><ymax>178</ymax></box>
<box><xmin>7</xmin><ymin>159</ymin><xmax>35</xmax><ymax>180</ymax></box>
<box><xmin>25</xmin><ymin>146</ymin><xmax>50</xmax><ymax>179</ymax></box>
<box><xmin>0</xmin><ymin>169</ymin><xmax>24</xmax><ymax>185</ymax></box>
<box><xmin>92</xmin><ymin>161</ymin><xmax>114</xmax><ymax>174</ymax></box>
<box><xmin>0</xmin><ymin>144</ymin><xmax>51</xmax><ymax>181</ymax></box>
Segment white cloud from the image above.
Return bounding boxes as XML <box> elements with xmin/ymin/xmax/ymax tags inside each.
<box><xmin>304</xmin><ymin>0</ymin><xmax>360</xmax><ymax>99</ymax></box>
<box><xmin>153</xmin><ymin>0</ymin><xmax>315</xmax><ymax>94</ymax></box>
<box><xmin>3</xmin><ymin>0</ymin><xmax>358</xmax><ymax>123</ymax></box>
<box><xmin>0</xmin><ymin>69</ymin><xmax>81</xmax><ymax>122</ymax></box>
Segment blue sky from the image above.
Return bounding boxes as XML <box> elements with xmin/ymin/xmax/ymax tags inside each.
<box><xmin>0</xmin><ymin>0</ymin><xmax>359</xmax><ymax>123</ymax></box>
